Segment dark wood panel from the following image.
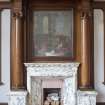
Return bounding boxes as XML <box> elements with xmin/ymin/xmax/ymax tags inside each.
<box><xmin>29</xmin><ymin>0</ymin><xmax>74</xmax><ymax>4</ymax></box>
<box><xmin>92</xmin><ymin>2</ymin><xmax>105</xmax><ymax>9</ymax></box>
<box><xmin>0</xmin><ymin>2</ymin><xmax>11</xmax><ymax>9</ymax></box>
<box><xmin>0</xmin><ymin>103</ymin><xmax>8</xmax><ymax>105</ymax></box>
<box><xmin>29</xmin><ymin>0</ymin><xmax>75</xmax><ymax>9</ymax></box>
<box><xmin>97</xmin><ymin>103</ymin><xmax>105</xmax><ymax>105</ymax></box>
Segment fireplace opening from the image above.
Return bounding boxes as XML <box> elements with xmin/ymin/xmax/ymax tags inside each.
<box><xmin>43</xmin><ymin>88</ymin><xmax>61</xmax><ymax>105</ymax></box>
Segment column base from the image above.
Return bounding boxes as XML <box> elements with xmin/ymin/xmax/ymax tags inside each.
<box><xmin>77</xmin><ymin>90</ymin><xmax>97</xmax><ymax>105</ymax></box>
<box><xmin>9</xmin><ymin>91</ymin><xmax>27</xmax><ymax>105</ymax></box>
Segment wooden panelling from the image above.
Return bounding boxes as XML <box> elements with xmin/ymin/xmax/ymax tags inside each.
<box><xmin>77</xmin><ymin>0</ymin><xmax>94</xmax><ymax>89</ymax></box>
<box><xmin>10</xmin><ymin>0</ymin><xmax>26</xmax><ymax>90</ymax></box>
<box><xmin>97</xmin><ymin>103</ymin><xmax>105</xmax><ymax>105</ymax></box>
<box><xmin>0</xmin><ymin>103</ymin><xmax>8</xmax><ymax>105</ymax></box>
<box><xmin>11</xmin><ymin>0</ymin><xmax>95</xmax><ymax>89</ymax></box>
<box><xmin>0</xmin><ymin>2</ymin><xmax>11</xmax><ymax>9</ymax></box>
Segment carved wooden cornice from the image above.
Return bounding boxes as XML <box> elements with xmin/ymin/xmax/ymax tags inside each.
<box><xmin>77</xmin><ymin>0</ymin><xmax>92</xmax><ymax>18</ymax></box>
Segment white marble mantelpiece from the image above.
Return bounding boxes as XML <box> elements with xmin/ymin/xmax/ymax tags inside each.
<box><xmin>24</xmin><ymin>63</ymin><xmax>80</xmax><ymax>93</ymax></box>
<box><xmin>16</xmin><ymin>62</ymin><xmax>97</xmax><ymax>105</ymax></box>
<box><xmin>24</xmin><ymin>63</ymin><xmax>80</xmax><ymax>105</ymax></box>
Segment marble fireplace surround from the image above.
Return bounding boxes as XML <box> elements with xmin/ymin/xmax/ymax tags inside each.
<box><xmin>25</xmin><ymin>63</ymin><xmax>79</xmax><ymax>105</ymax></box>
<box><xmin>24</xmin><ymin>63</ymin><xmax>98</xmax><ymax>105</ymax></box>
<box><xmin>9</xmin><ymin>62</ymin><xmax>97</xmax><ymax>105</ymax></box>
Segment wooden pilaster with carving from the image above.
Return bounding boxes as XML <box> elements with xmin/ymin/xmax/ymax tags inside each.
<box><xmin>79</xmin><ymin>0</ymin><xmax>93</xmax><ymax>89</ymax></box>
<box><xmin>11</xmin><ymin>0</ymin><xmax>25</xmax><ymax>89</ymax></box>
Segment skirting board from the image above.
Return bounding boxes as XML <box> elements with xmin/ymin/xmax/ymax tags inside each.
<box><xmin>97</xmin><ymin>103</ymin><xmax>105</xmax><ymax>105</ymax></box>
<box><xmin>1</xmin><ymin>102</ymin><xmax>104</xmax><ymax>105</ymax></box>
<box><xmin>0</xmin><ymin>103</ymin><xmax>8</xmax><ymax>105</ymax></box>
<box><xmin>0</xmin><ymin>102</ymin><xmax>104</xmax><ymax>105</ymax></box>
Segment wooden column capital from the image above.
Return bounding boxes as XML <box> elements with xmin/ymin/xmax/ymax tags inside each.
<box><xmin>80</xmin><ymin>11</ymin><xmax>91</xmax><ymax>19</ymax></box>
<box><xmin>12</xmin><ymin>11</ymin><xmax>23</xmax><ymax>18</ymax></box>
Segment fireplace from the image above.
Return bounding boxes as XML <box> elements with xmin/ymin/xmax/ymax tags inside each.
<box><xmin>9</xmin><ymin>63</ymin><xmax>97</xmax><ymax>105</ymax></box>
<box><xmin>25</xmin><ymin>63</ymin><xmax>79</xmax><ymax>105</ymax></box>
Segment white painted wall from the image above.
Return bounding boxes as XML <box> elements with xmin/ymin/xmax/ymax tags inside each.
<box><xmin>94</xmin><ymin>9</ymin><xmax>105</xmax><ymax>102</ymax></box>
<box><xmin>0</xmin><ymin>9</ymin><xmax>10</xmax><ymax>102</ymax></box>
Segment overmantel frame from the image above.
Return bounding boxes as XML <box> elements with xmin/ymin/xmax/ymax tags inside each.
<box><xmin>26</xmin><ymin>0</ymin><xmax>76</xmax><ymax>62</ymax></box>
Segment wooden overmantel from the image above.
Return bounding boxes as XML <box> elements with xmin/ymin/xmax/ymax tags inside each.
<box><xmin>10</xmin><ymin>0</ymin><xmax>94</xmax><ymax>90</ymax></box>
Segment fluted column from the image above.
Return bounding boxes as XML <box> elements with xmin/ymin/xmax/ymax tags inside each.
<box><xmin>79</xmin><ymin>1</ymin><xmax>93</xmax><ymax>89</ymax></box>
<box><xmin>11</xmin><ymin>9</ymin><xmax>25</xmax><ymax>89</ymax></box>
